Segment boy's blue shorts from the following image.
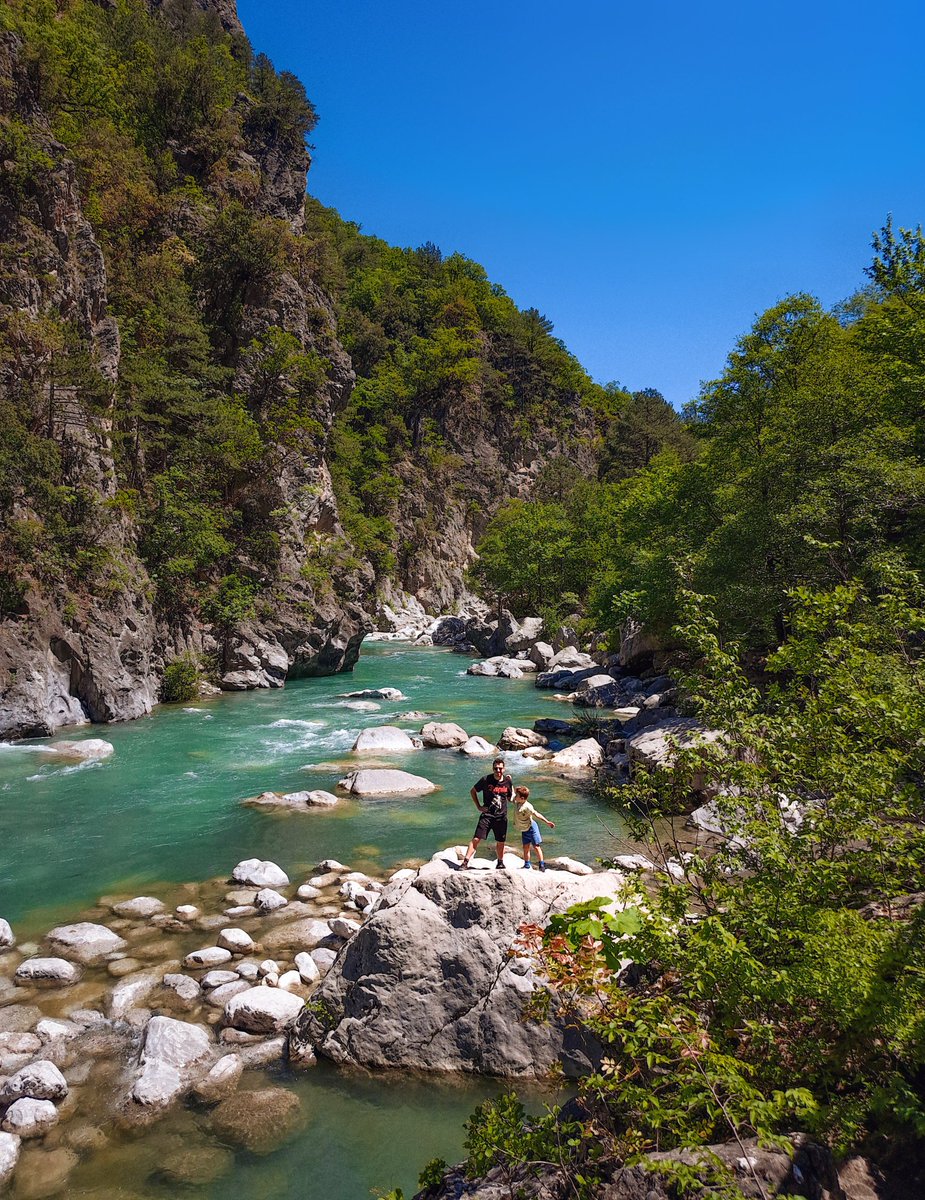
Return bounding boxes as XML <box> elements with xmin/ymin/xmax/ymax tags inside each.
<box><xmin>521</xmin><ymin>821</ymin><xmax>542</xmax><ymax>846</ymax></box>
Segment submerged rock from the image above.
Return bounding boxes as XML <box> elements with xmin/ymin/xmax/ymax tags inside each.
<box><xmin>40</xmin><ymin>738</ymin><xmax>114</xmax><ymax>762</ymax></box>
<box><xmin>207</xmin><ymin>1088</ymin><xmax>303</xmax><ymax>1155</ymax></box>
<box><xmin>111</xmin><ymin>897</ymin><xmax>165</xmax><ymax>919</ymax></box>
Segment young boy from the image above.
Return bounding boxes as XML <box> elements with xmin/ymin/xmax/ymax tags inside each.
<box><xmin>513</xmin><ymin>785</ymin><xmax>555</xmax><ymax>870</ymax></box>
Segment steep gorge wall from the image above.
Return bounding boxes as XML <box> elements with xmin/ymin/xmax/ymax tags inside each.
<box><xmin>0</xmin><ymin>12</ymin><xmax>370</xmax><ymax>738</ymax></box>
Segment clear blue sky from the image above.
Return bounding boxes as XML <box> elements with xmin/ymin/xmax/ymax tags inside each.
<box><xmin>237</xmin><ymin>0</ymin><xmax>925</xmax><ymax>408</ymax></box>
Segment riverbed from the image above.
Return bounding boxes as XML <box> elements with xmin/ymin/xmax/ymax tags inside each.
<box><xmin>0</xmin><ymin>641</ymin><xmax>630</xmax><ymax>1198</ymax></box>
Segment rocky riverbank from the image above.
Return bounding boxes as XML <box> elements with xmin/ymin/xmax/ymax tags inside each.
<box><xmin>0</xmin><ymin>846</ymin><xmax>622</xmax><ymax>1196</ymax></box>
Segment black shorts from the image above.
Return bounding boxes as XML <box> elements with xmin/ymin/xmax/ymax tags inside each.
<box><xmin>474</xmin><ymin>812</ymin><xmax>508</xmax><ymax>842</ymax></box>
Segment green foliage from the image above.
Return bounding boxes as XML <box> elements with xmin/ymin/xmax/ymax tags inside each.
<box><xmin>302</xmin><ymin>200</ymin><xmax>609</xmax><ymax>582</ymax></box>
<box><xmin>160</xmin><ymin>654</ymin><xmax>200</xmax><ymax>703</ymax></box>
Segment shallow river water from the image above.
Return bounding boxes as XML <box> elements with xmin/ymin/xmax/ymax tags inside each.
<box><xmin>0</xmin><ymin>642</ymin><xmax>630</xmax><ymax>1198</ymax></box>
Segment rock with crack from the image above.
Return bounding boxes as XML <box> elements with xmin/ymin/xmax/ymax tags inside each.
<box><xmin>129</xmin><ymin>1016</ymin><xmax>212</xmax><ymax>1114</ymax></box>
<box><xmin>290</xmin><ymin>857</ymin><xmax>627</xmax><ymax>1077</ymax></box>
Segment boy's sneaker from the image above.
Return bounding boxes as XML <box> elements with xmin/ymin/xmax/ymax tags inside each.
<box><xmin>522</xmin><ymin>862</ymin><xmax>532</xmax><ymax>869</ymax></box>
<box><xmin>496</xmin><ymin>859</ymin><xmax>506</xmax><ymax>869</ymax></box>
<box><xmin>539</xmin><ymin>862</ymin><xmax>547</xmax><ymax>872</ymax></box>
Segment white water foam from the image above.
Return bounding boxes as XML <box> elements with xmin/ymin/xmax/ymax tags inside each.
<box><xmin>266</xmin><ymin>718</ymin><xmax>326</xmax><ymax>730</ymax></box>
<box><xmin>260</xmin><ymin>726</ymin><xmax>356</xmax><ymax>756</ymax></box>
<box><xmin>26</xmin><ymin>759</ymin><xmax>104</xmax><ymax>782</ymax></box>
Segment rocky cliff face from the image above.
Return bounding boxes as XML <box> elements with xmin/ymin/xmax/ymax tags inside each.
<box><xmin>0</xmin><ymin>32</ymin><xmax>158</xmax><ymax>737</ymax></box>
<box><xmin>0</xmin><ymin>12</ymin><xmax>370</xmax><ymax>738</ymax></box>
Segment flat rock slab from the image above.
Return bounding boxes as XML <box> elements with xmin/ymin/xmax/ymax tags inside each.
<box><xmin>337</xmin><ymin>769</ymin><xmax>437</xmax><ymax>797</ymax></box>
<box><xmin>111</xmin><ymin>897</ymin><xmax>165</xmax><ymax>919</ymax></box>
<box><xmin>44</xmin><ymin>922</ymin><xmax>127</xmax><ymax>965</ymax></box>
<box><xmin>223</xmin><ymin>987</ymin><xmax>305</xmax><ymax>1034</ymax></box>
<box><xmin>260</xmin><ymin>918</ymin><xmax>332</xmax><ymax>954</ymax></box>
<box><xmin>15</xmin><ymin>958</ymin><xmax>81</xmax><ymax>988</ymax></box>
<box><xmin>291</xmin><ymin>859</ymin><xmax>627</xmax><ymax>1077</ymax></box>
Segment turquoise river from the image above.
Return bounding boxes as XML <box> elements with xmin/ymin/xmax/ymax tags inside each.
<box><xmin>0</xmin><ymin>641</ymin><xmax>632</xmax><ymax>1199</ymax></box>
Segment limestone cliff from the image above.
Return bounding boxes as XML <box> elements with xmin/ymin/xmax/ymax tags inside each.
<box><xmin>0</xmin><ymin>11</ymin><xmax>369</xmax><ymax>738</ymax></box>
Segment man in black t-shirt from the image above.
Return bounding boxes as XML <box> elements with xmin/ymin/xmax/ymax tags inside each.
<box><xmin>459</xmin><ymin>756</ymin><xmax>513</xmax><ymax>870</ymax></box>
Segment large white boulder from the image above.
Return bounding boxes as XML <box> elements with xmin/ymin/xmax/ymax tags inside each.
<box><xmin>14</xmin><ymin>958</ymin><xmax>80</xmax><ymax>988</ymax></box>
<box><xmin>420</xmin><ymin>721</ymin><xmax>469</xmax><ymax>748</ymax></box>
<box><xmin>498</xmin><ymin>727</ymin><xmax>547</xmax><ymax>750</ymax></box>
<box><xmin>223</xmin><ymin>986</ymin><xmax>305</xmax><ymax>1034</ymax></box>
<box><xmin>232</xmin><ymin>859</ymin><xmax>289</xmax><ymax>888</ymax></box>
<box><xmin>337</xmin><ymin>769</ymin><xmax>436</xmax><ymax>797</ymax></box>
<box><xmin>290</xmin><ymin>861</ymin><xmax>627</xmax><ymax>1076</ymax></box>
<box><xmin>1</xmin><ymin>1098</ymin><xmax>58</xmax><ymax>1137</ymax></box>
<box><xmin>458</xmin><ymin>736</ymin><xmax>497</xmax><ymax>756</ymax></box>
<box><xmin>0</xmin><ymin>1061</ymin><xmax>68</xmax><ymax>1104</ymax></box>
<box><xmin>142</xmin><ymin>1015</ymin><xmax>212</xmax><ymax>1070</ymax></box>
<box><xmin>0</xmin><ymin>919</ymin><xmax>15</xmax><ymax>950</ymax></box>
<box><xmin>352</xmin><ymin>726</ymin><xmax>417</xmax><ymax>753</ymax></box>
<box><xmin>626</xmin><ymin>718</ymin><xmax>722</xmax><ymax>777</ymax></box>
<box><xmin>44</xmin><ymin>922</ymin><xmax>126</xmax><ymax>965</ymax></box>
<box><xmin>549</xmin><ymin>738</ymin><xmax>604</xmax><ymax>770</ymax></box>
<box><xmin>217</xmin><ymin>928</ymin><xmax>256</xmax><ymax>955</ymax></box>
<box><xmin>306</xmin><ymin>790</ymin><xmax>339</xmax><ymax>807</ymax></box>
<box><xmin>547</xmin><ymin>647</ymin><xmax>596</xmax><ymax>671</ymax></box>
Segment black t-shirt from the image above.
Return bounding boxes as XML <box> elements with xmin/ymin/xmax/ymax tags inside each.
<box><xmin>475</xmin><ymin>773</ymin><xmax>513</xmax><ymax>817</ymax></box>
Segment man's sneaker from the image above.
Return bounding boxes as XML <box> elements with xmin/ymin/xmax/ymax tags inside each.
<box><xmin>539</xmin><ymin>861</ymin><xmax>547</xmax><ymax>871</ymax></box>
<box><xmin>522</xmin><ymin>862</ymin><xmax>532</xmax><ymax>869</ymax></box>
<box><xmin>496</xmin><ymin>859</ymin><xmax>507</xmax><ymax>869</ymax></box>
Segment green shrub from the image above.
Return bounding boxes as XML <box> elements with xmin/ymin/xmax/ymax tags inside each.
<box><xmin>160</xmin><ymin>655</ymin><xmax>200</xmax><ymax>703</ymax></box>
